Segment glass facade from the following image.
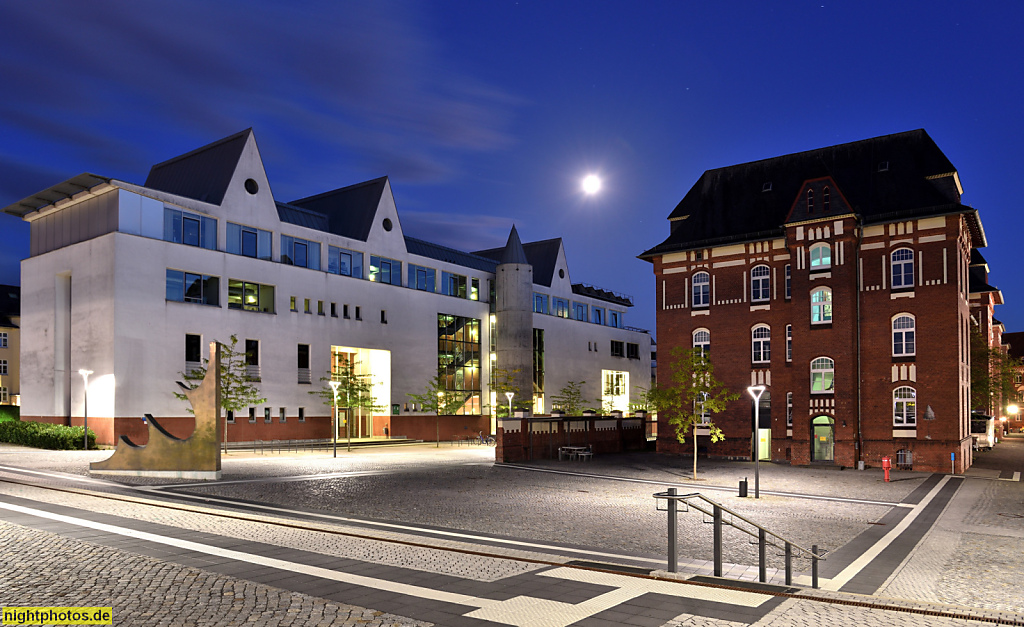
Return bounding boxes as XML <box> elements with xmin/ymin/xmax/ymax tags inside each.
<box><xmin>369</xmin><ymin>255</ymin><xmax>402</xmax><ymax>285</ymax></box>
<box><xmin>228</xmin><ymin>279</ymin><xmax>275</xmax><ymax>313</ymax></box>
<box><xmin>164</xmin><ymin>208</ymin><xmax>216</xmax><ymax>250</ymax></box>
<box><xmin>328</xmin><ymin>246</ymin><xmax>363</xmax><ymax>278</ymax></box>
<box><xmin>281</xmin><ymin>235</ymin><xmax>321</xmax><ymax>270</ymax></box>
<box><xmin>226</xmin><ymin>222</ymin><xmax>272</xmax><ymax>259</ymax></box>
<box><xmin>166</xmin><ymin>269</ymin><xmax>219</xmax><ymax>306</ymax></box>
<box><xmin>442</xmin><ymin>271</ymin><xmax>468</xmax><ymax>298</ymax></box>
<box><xmin>408</xmin><ymin>264</ymin><xmax>436</xmax><ymax>292</ymax></box>
<box><xmin>438</xmin><ymin>314</ymin><xmax>482</xmax><ymax>414</ymax></box>
<box><xmin>533</xmin><ymin>328</ymin><xmax>545</xmax><ymax>396</ymax></box>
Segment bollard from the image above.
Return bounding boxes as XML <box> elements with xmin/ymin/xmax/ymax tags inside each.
<box><xmin>713</xmin><ymin>504</ymin><xmax>723</xmax><ymax>577</ymax></box>
<box><xmin>739</xmin><ymin>477</ymin><xmax>748</xmax><ymax>498</ymax></box>
<box><xmin>758</xmin><ymin>528</ymin><xmax>766</xmax><ymax>583</ymax></box>
<box><xmin>811</xmin><ymin>544</ymin><xmax>819</xmax><ymax>589</ymax></box>
<box><xmin>784</xmin><ymin>542</ymin><xmax>792</xmax><ymax>586</ymax></box>
<box><xmin>882</xmin><ymin>456</ymin><xmax>891</xmax><ymax>482</ymax></box>
<box><xmin>667</xmin><ymin>488</ymin><xmax>677</xmax><ymax>573</ymax></box>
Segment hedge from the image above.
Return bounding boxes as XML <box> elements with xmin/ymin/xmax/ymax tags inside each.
<box><xmin>0</xmin><ymin>405</ymin><xmax>19</xmax><ymax>422</ymax></box>
<box><xmin>0</xmin><ymin>420</ymin><xmax>96</xmax><ymax>450</ymax></box>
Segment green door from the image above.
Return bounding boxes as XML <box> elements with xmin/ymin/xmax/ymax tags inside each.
<box><xmin>812</xmin><ymin>415</ymin><xmax>834</xmax><ymax>462</ymax></box>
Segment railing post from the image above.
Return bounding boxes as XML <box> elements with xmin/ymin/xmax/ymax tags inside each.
<box><xmin>758</xmin><ymin>528</ymin><xmax>766</xmax><ymax>583</ymax></box>
<box><xmin>812</xmin><ymin>544</ymin><xmax>819</xmax><ymax>589</ymax></box>
<box><xmin>667</xmin><ymin>488</ymin><xmax>677</xmax><ymax>573</ymax></box>
<box><xmin>785</xmin><ymin>542</ymin><xmax>792</xmax><ymax>586</ymax></box>
<box><xmin>713</xmin><ymin>504</ymin><xmax>723</xmax><ymax>577</ymax></box>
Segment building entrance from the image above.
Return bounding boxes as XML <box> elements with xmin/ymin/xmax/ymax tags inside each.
<box><xmin>811</xmin><ymin>415</ymin><xmax>834</xmax><ymax>462</ymax></box>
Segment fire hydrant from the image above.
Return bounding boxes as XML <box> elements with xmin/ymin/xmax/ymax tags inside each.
<box><xmin>882</xmin><ymin>456</ymin><xmax>892</xmax><ymax>482</ymax></box>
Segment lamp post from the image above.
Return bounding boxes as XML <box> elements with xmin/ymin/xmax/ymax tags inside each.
<box><xmin>79</xmin><ymin>369</ymin><xmax>93</xmax><ymax>451</ymax></box>
<box><xmin>505</xmin><ymin>391</ymin><xmax>515</xmax><ymax>418</ymax></box>
<box><xmin>747</xmin><ymin>385</ymin><xmax>766</xmax><ymax>499</ymax></box>
<box><xmin>329</xmin><ymin>380</ymin><xmax>340</xmax><ymax>458</ymax></box>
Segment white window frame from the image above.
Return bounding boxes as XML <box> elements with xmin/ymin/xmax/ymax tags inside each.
<box><xmin>692</xmin><ymin>272</ymin><xmax>710</xmax><ymax>308</ymax></box>
<box><xmin>786</xmin><ymin>324</ymin><xmax>792</xmax><ymax>362</ymax></box>
<box><xmin>693</xmin><ymin>328</ymin><xmax>710</xmax><ymax>357</ymax></box>
<box><xmin>785</xmin><ymin>264</ymin><xmax>791</xmax><ymax>299</ymax></box>
<box><xmin>892</xmin><ymin>314</ymin><xmax>916</xmax><ymax>357</ymax></box>
<box><xmin>892</xmin><ymin>248</ymin><xmax>915</xmax><ymax>289</ymax></box>
<box><xmin>751</xmin><ymin>265</ymin><xmax>770</xmax><ymax>302</ymax></box>
<box><xmin>811</xmin><ymin>357</ymin><xmax>835</xmax><ymax>394</ymax></box>
<box><xmin>752</xmin><ymin>325</ymin><xmax>771</xmax><ymax>363</ymax></box>
<box><xmin>786</xmin><ymin>392</ymin><xmax>793</xmax><ymax>427</ymax></box>
<box><xmin>809</xmin><ymin>243</ymin><xmax>831</xmax><ymax>269</ymax></box>
<box><xmin>893</xmin><ymin>386</ymin><xmax>917</xmax><ymax>425</ymax></box>
<box><xmin>0</xmin><ymin>359</ymin><xmax>6</xmax><ymax>375</ymax></box>
<box><xmin>0</xmin><ymin>332</ymin><xmax>6</xmax><ymax>348</ymax></box>
<box><xmin>811</xmin><ymin>287</ymin><xmax>832</xmax><ymax>324</ymax></box>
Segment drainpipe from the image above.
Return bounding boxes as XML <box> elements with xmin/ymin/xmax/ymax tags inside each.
<box><xmin>855</xmin><ymin>220</ymin><xmax>864</xmax><ymax>465</ymax></box>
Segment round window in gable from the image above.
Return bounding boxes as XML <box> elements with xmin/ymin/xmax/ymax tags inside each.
<box><xmin>383</xmin><ymin>218</ymin><xmax>393</xmax><ymax>232</ymax></box>
<box><xmin>244</xmin><ymin>178</ymin><xmax>259</xmax><ymax>195</ymax></box>
<box><xmin>559</xmin><ymin>269</ymin><xmax>565</xmax><ymax>279</ymax></box>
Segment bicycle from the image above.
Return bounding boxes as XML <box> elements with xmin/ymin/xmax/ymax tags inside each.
<box><xmin>477</xmin><ymin>431</ymin><xmax>496</xmax><ymax>446</ymax></box>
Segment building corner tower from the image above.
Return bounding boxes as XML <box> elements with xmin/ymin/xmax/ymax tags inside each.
<box><xmin>495</xmin><ymin>225</ymin><xmax>534</xmax><ymax>413</ymax></box>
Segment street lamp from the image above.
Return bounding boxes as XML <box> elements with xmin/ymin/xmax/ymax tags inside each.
<box><xmin>79</xmin><ymin>369</ymin><xmax>93</xmax><ymax>451</ymax></box>
<box><xmin>505</xmin><ymin>391</ymin><xmax>515</xmax><ymax>418</ymax></box>
<box><xmin>329</xmin><ymin>380</ymin><xmax>340</xmax><ymax>458</ymax></box>
<box><xmin>747</xmin><ymin>385</ymin><xmax>766</xmax><ymax>499</ymax></box>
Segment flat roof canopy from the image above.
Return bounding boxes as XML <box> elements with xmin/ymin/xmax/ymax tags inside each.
<box><xmin>2</xmin><ymin>172</ymin><xmax>111</xmax><ymax>218</ymax></box>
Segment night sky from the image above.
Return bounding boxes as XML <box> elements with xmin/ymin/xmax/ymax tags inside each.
<box><xmin>2</xmin><ymin>1</ymin><xmax>1023</xmax><ymax>336</ymax></box>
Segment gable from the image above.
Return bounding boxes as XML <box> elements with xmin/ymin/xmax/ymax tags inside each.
<box><xmin>784</xmin><ymin>177</ymin><xmax>853</xmax><ymax>224</ymax></box>
<box><xmin>144</xmin><ymin>129</ymin><xmax>251</xmax><ymax>205</ymax></box>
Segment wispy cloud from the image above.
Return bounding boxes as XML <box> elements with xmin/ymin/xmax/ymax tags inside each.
<box><xmin>398</xmin><ymin>210</ymin><xmax>512</xmax><ymax>252</ymax></box>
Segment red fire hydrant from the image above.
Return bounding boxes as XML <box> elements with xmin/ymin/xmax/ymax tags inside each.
<box><xmin>882</xmin><ymin>457</ymin><xmax>892</xmax><ymax>482</ymax></box>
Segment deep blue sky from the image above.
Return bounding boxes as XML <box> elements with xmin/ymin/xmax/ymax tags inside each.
<box><xmin>2</xmin><ymin>1</ymin><xmax>1023</xmax><ymax>336</ymax></box>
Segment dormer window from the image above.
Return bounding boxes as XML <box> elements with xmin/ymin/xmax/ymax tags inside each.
<box><xmin>762</xmin><ymin>182</ymin><xmax>772</xmax><ymax>192</ymax></box>
<box><xmin>823</xmin><ymin>186</ymin><xmax>830</xmax><ymax>212</ymax></box>
<box><xmin>807</xmin><ymin>189</ymin><xmax>814</xmax><ymax>213</ymax></box>
<box><xmin>878</xmin><ymin>161</ymin><xmax>889</xmax><ymax>172</ymax></box>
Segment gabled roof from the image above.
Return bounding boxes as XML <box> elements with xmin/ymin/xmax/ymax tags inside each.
<box><xmin>475</xmin><ymin>237</ymin><xmax>562</xmax><ymax>287</ymax></box>
<box><xmin>969</xmin><ymin>265</ymin><xmax>1000</xmax><ymax>295</ymax></box>
<box><xmin>970</xmin><ymin>248</ymin><xmax>989</xmax><ymax>269</ymax></box>
<box><xmin>288</xmin><ymin>177</ymin><xmax>387</xmax><ymax>242</ymax></box>
<box><xmin>405</xmin><ymin>237</ymin><xmax>498</xmax><ymax>273</ymax></box>
<box><xmin>144</xmin><ymin>129</ymin><xmax>251</xmax><ymax>205</ymax></box>
<box><xmin>641</xmin><ymin>130</ymin><xmax>976</xmax><ymax>259</ymax></box>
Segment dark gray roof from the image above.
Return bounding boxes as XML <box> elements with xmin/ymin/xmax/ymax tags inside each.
<box><xmin>641</xmin><ymin>130</ymin><xmax>977</xmax><ymax>259</ymax></box>
<box><xmin>499</xmin><ymin>226</ymin><xmax>529</xmax><ymax>264</ymax></box>
<box><xmin>1003</xmin><ymin>331</ymin><xmax>1024</xmax><ymax>360</ymax></box>
<box><xmin>144</xmin><ymin>129</ymin><xmax>251</xmax><ymax>205</ymax></box>
<box><xmin>0</xmin><ymin>284</ymin><xmax>19</xmax><ymax>328</ymax></box>
<box><xmin>474</xmin><ymin>238</ymin><xmax>562</xmax><ymax>287</ymax></box>
<box><xmin>405</xmin><ymin>237</ymin><xmax>498</xmax><ymax>273</ymax></box>
<box><xmin>276</xmin><ymin>202</ymin><xmax>330</xmax><ymax>232</ymax></box>
<box><xmin>571</xmin><ymin>283</ymin><xmax>633</xmax><ymax>307</ymax></box>
<box><xmin>288</xmin><ymin>177</ymin><xmax>387</xmax><ymax>242</ymax></box>
<box><xmin>971</xmin><ymin>248</ymin><xmax>988</xmax><ymax>267</ymax></box>
<box><xmin>2</xmin><ymin>173</ymin><xmax>111</xmax><ymax>218</ymax></box>
<box><xmin>969</xmin><ymin>266</ymin><xmax>999</xmax><ymax>294</ymax></box>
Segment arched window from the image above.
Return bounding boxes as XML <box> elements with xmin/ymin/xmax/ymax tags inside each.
<box><xmin>823</xmin><ymin>186</ymin><xmax>830</xmax><ymax>212</ymax></box>
<box><xmin>893</xmin><ymin>387</ymin><xmax>917</xmax><ymax>425</ymax></box>
<box><xmin>692</xmin><ymin>272</ymin><xmax>710</xmax><ymax>308</ymax></box>
<box><xmin>893</xmin><ymin>314</ymin><xmax>916</xmax><ymax>356</ymax></box>
<box><xmin>811</xmin><ymin>357</ymin><xmax>835</xmax><ymax>393</ymax></box>
<box><xmin>807</xmin><ymin>189</ymin><xmax>814</xmax><ymax>213</ymax></box>
<box><xmin>693</xmin><ymin>328</ymin><xmax>710</xmax><ymax>356</ymax></box>
<box><xmin>809</xmin><ymin>243</ymin><xmax>831</xmax><ymax>269</ymax></box>
<box><xmin>892</xmin><ymin>248</ymin><xmax>915</xmax><ymax>289</ymax></box>
<box><xmin>811</xmin><ymin>287</ymin><xmax>832</xmax><ymax>324</ymax></box>
<box><xmin>751</xmin><ymin>265</ymin><xmax>770</xmax><ymax>302</ymax></box>
<box><xmin>752</xmin><ymin>325</ymin><xmax>771</xmax><ymax>363</ymax></box>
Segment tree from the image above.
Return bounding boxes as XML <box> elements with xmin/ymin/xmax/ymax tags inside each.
<box><xmin>408</xmin><ymin>372</ymin><xmax>465</xmax><ymax>447</ymax></box>
<box><xmin>629</xmin><ymin>385</ymin><xmax>655</xmax><ymax>413</ymax></box>
<box><xmin>175</xmin><ymin>335</ymin><xmax>266</xmax><ymax>440</ymax></box>
<box><xmin>971</xmin><ymin>326</ymin><xmax>1023</xmax><ymax>415</ymax></box>
<box><xmin>309</xmin><ymin>354</ymin><xmax>383</xmax><ymax>445</ymax></box>
<box><xmin>650</xmin><ymin>347</ymin><xmax>738</xmax><ymax>480</ymax></box>
<box><xmin>489</xmin><ymin>367</ymin><xmax>524</xmax><ymax>417</ymax></box>
<box><xmin>550</xmin><ymin>381</ymin><xmax>588</xmax><ymax>416</ymax></box>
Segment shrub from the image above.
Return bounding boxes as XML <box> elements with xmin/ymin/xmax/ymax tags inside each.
<box><xmin>0</xmin><ymin>420</ymin><xmax>96</xmax><ymax>450</ymax></box>
<box><xmin>0</xmin><ymin>405</ymin><xmax>19</xmax><ymax>422</ymax></box>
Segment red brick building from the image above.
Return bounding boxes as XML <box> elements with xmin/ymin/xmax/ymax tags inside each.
<box><xmin>641</xmin><ymin>130</ymin><xmax>990</xmax><ymax>472</ymax></box>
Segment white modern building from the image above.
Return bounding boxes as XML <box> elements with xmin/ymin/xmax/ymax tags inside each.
<box><xmin>3</xmin><ymin>129</ymin><xmax>650</xmax><ymax>445</ymax></box>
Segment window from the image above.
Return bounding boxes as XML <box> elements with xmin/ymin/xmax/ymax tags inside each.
<box><xmin>442</xmin><ymin>271</ymin><xmax>467</xmax><ymax>298</ymax></box>
<box><xmin>751</xmin><ymin>265</ymin><xmax>770</xmax><ymax>302</ymax></box>
<box><xmin>610</xmin><ymin>341</ymin><xmax>625</xmax><ymax>357</ymax></box>
<box><xmin>297</xmin><ymin>344</ymin><xmax>311</xmax><ymax>384</ymax></box>
<box><xmin>785</xmin><ymin>265</ymin><xmax>791</xmax><ymax>300</ymax></box>
<box><xmin>437</xmin><ymin>314</ymin><xmax>482</xmax><ymax>415</ymax></box>
<box><xmin>248</xmin><ymin>407</ymin><xmax>256</xmax><ymax>423</ymax></box>
<box><xmin>166</xmin><ymin>270</ymin><xmax>219</xmax><ymax>306</ymax></box>
<box><xmin>228</xmin><ymin>280</ymin><xmax>275</xmax><ymax>313</ymax></box>
<box><xmin>290</xmin><ymin>296</ymin><xmax>297</xmax><ymax>312</ymax></box>
<box><xmin>0</xmin><ymin>332</ymin><xmax>6</xmax><ymax>348</ymax></box>
<box><xmin>318</xmin><ymin>300</ymin><xmax>324</xmax><ymax>316</ymax></box>
<box><xmin>892</xmin><ymin>248</ymin><xmax>914</xmax><ymax>289</ymax></box>
<box><xmin>226</xmin><ymin>410</ymin><xmax>234</xmax><ymax>424</ymax></box>
<box><xmin>811</xmin><ymin>357</ymin><xmax>835</xmax><ymax>394</ymax></box>
<box><xmin>553</xmin><ymin>297</ymin><xmax>569</xmax><ymax>318</ymax></box>
<box><xmin>0</xmin><ymin>359</ymin><xmax>6</xmax><ymax>376</ymax></box>
<box><xmin>408</xmin><ymin>264</ymin><xmax>436</xmax><ymax>292</ymax></box>
<box><xmin>693</xmin><ymin>329</ymin><xmax>710</xmax><ymax>356</ymax></box>
<box><xmin>806</xmin><ymin>189</ymin><xmax>814</xmax><ymax>213</ymax></box>
<box><xmin>226</xmin><ymin>223</ymin><xmax>272</xmax><ymax>260</ymax></box>
<box><xmin>572</xmin><ymin>302</ymin><xmax>588</xmax><ymax>321</ymax></box>
<box><xmin>245</xmin><ymin>339</ymin><xmax>260</xmax><ymax>381</ymax></box>
<box><xmin>786</xmin><ymin>392</ymin><xmax>793</xmax><ymax>427</ymax></box>
<box><xmin>893</xmin><ymin>315</ymin><xmax>916</xmax><ymax>357</ymax></box>
<box><xmin>809</xmin><ymin>243</ymin><xmax>831</xmax><ymax>269</ymax></box>
<box><xmin>328</xmin><ymin>246</ymin><xmax>363</xmax><ymax>278</ymax></box>
<box><xmin>164</xmin><ymin>207</ymin><xmax>216</xmax><ymax>250</ymax></box>
<box><xmin>604</xmin><ymin>371</ymin><xmax>626</xmax><ymax>396</ymax></box>
<box><xmin>304</xmin><ymin>298</ymin><xmax>311</xmax><ymax>314</ymax></box>
<box><xmin>692</xmin><ymin>272</ymin><xmax>710</xmax><ymax>307</ymax></box>
<box><xmin>811</xmin><ymin>287</ymin><xmax>832</xmax><ymax>324</ymax></box>
<box><xmin>184</xmin><ymin>334</ymin><xmax>202</xmax><ymax>374</ymax></box>
<box><xmin>331</xmin><ymin>302</ymin><xmax>337</xmax><ymax>317</ymax></box>
<box><xmin>380</xmin><ymin>309</ymin><xmax>388</xmax><ymax>324</ymax></box>
<box><xmin>752</xmin><ymin>325</ymin><xmax>771</xmax><ymax>363</ymax></box>
<box><xmin>369</xmin><ymin>255</ymin><xmax>402</xmax><ymax>285</ymax></box>
<box><xmin>533</xmin><ymin>329</ymin><xmax>545</xmax><ymax>396</ymax></box>
<box><xmin>281</xmin><ymin>235</ymin><xmax>321</xmax><ymax>270</ymax></box>
<box><xmin>533</xmin><ymin>293</ymin><xmax>548</xmax><ymax>314</ymax></box>
<box><xmin>355</xmin><ymin>306</ymin><xmax>362</xmax><ymax>320</ymax></box>
<box><xmin>786</xmin><ymin>325</ymin><xmax>792</xmax><ymax>362</ymax></box>
<box><xmin>823</xmin><ymin>186</ymin><xmax>830</xmax><ymax>212</ymax></box>
<box><xmin>471</xmin><ymin>278</ymin><xmax>480</xmax><ymax>301</ymax></box>
<box><xmin>893</xmin><ymin>387</ymin><xmax>917</xmax><ymax>425</ymax></box>
<box><xmin>592</xmin><ymin>307</ymin><xmax>604</xmax><ymax>325</ymax></box>
<box><xmin>298</xmin><ymin>407</ymin><xmax>305</xmax><ymax>422</ymax></box>
<box><xmin>343</xmin><ymin>304</ymin><xmax>350</xmax><ymax>319</ymax></box>
<box><xmin>626</xmin><ymin>343</ymin><xmax>640</xmax><ymax>360</ymax></box>
<box><xmin>609</xmin><ymin>310</ymin><xmax>621</xmax><ymax>328</ymax></box>
<box><xmin>280</xmin><ymin>408</ymin><xmax>287</xmax><ymax>423</ymax></box>
<box><xmin>264</xmin><ymin>407</ymin><xmax>272</xmax><ymax>423</ymax></box>
<box><xmin>1016</xmin><ymin>372</ymin><xmax>1023</xmax><ymax>385</ymax></box>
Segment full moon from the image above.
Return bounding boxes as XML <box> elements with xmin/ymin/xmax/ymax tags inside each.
<box><xmin>581</xmin><ymin>174</ymin><xmax>602</xmax><ymax>195</ymax></box>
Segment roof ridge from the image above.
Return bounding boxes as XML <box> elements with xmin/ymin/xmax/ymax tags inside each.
<box><xmin>149</xmin><ymin>128</ymin><xmax>253</xmax><ymax>171</ymax></box>
<box><xmin>290</xmin><ymin>175</ymin><xmax>389</xmax><ymax>205</ymax></box>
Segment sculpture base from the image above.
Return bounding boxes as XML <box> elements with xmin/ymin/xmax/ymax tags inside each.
<box><xmin>89</xmin><ymin>469</ymin><xmax>221</xmax><ymax>481</ymax></box>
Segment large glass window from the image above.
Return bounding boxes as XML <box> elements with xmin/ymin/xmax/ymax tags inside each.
<box><xmin>166</xmin><ymin>269</ymin><xmax>219</xmax><ymax>306</ymax></box>
<box><xmin>553</xmin><ymin>297</ymin><xmax>569</xmax><ymax>318</ymax></box>
<box><xmin>442</xmin><ymin>271</ymin><xmax>467</xmax><ymax>298</ymax></box>
<box><xmin>811</xmin><ymin>357</ymin><xmax>835</xmax><ymax>394</ymax></box>
<box><xmin>893</xmin><ymin>387</ymin><xmax>917</xmax><ymax>425</ymax></box>
<box><xmin>809</xmin><ymin>243</ymin><xmax>831</xmax><ymax>269</ymax></box>
<box><xmin>164</xmin><ymin>207</ymin><xmax>216</xmax><ymax>250</ymax></box>
<box><xmin>609</xmin><ymin>310</ymin><xmax>621</xmax><ymax>328</ymax></box>
<box><xmin>592</xmin><ymin>307</ymin><xmax>604</xmax><ymax>325</ymax></box>
<box><xmin>470</xmin><ymin>278</ymin><xmax>480</xmax><ymax>301</ymax></box>
<box><xmin>228</xmin><ymin>279</ymin><xmax>275</xmax><ymax>313</ymax></box>
<box><xmin>751</xmin><ymin>265</ymin><xmax>770</xmax><ymax>302</ymax></box>
<box><xmin>369</xmin><ymin>255</ymin><xmax>402</xmax><ymax>286</ymax></box>
<box><xmin>226</xmin><ymin>222</ymin><xmax>272</xmax><ymax>260</ymax></box>
<box><xmin>892</xmin><ymin>248</ymin><xmax>914</xmax><ymax>289</ymax></box>
<box><xmin>893</xmin><ymin>315</ymin><xmax>916</xmax><ymax>357</ymax></box>
<box><xmin>533</xmin><ymin>293</ymin><xmax>548</xmax><ymax>314</ymax></box>
<box><xmin>533</xmin><ymin>328</ymin><xmax>545</xmax><ymax>397</ymax></box>
<box><xmin>693</xmin><ymin>329</ymin><xmax>710</xmax><ymax>356</ymax></box>
<box><xmin>572</xmin><ymin>302</ymin><xmax>588</xmax><ymax>321</ymax></box>
<box><xmin>752</xmin><ymin>325</ymin><xmax>771</xmax><ymax>363</ymax></box>
<box><xmin>811</xmin><ymin>287</ymin><xmax>832</xmax><ymax>324</ymax></box>
<box><xmin>438</xmin><ymin>314</ymin><xmax>482</xmax><ymax>415</ymax></box>
<box><xmin>692</xmin><ymin>272</ymin><xmax>710</xmax><ymax>307</ymax></box>
<box><xmin>408</xmin><ymin>264</ymin><xmax>436</xmax><ymax>292</ymax></box>
<box><xmin>281</xmin><ymin>235</ymin><xmax>321</xmax><ymax>270</ymax></box>
<box><xmin>328</xmin><ymin>246</ymin><xmax>363</xmax><ymax>278</ymax></box>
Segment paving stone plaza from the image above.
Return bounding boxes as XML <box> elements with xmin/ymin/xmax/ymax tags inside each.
<box><xmin>1</xmin><ymin>439</ymin><xmax>1023</xmax><ymax>626</ymax></box>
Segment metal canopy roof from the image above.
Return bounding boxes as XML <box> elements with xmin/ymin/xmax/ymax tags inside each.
<box><xmin>2</xmin><ymin>173</ymin><xmax>111</xmax><ymax>218</ymax></box>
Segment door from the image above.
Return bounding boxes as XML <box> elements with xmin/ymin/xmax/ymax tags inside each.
<box><xmin>811</xmin><ymin>415</ymin><xmax>834</xmax><ymax>461</ymax></box>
